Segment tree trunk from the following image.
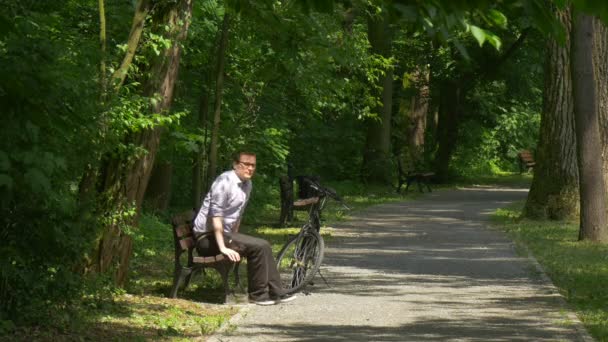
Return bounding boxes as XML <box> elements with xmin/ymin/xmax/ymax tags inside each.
<box><xmin>362</xmin><ymin>9</ymin><xmax>393</xmax><ymax>184</ymax></box>
<box><xmin>571</xmin><ymin>12</ymin><xmax>608</xmax><ymax>242</ymax></box>
<box><xmin>595</xmin><ymin>19</ymin><xmax>608</xmax><ymax>189</ymax></box>
<box><xmin>144</xmin><ymin>161</ymin><xmax>172</xmax><ymax>212</ymax></box>
<box><xmin>524</xmin><ymin>8</ymin><xmax>579</xmax><ymax>220</ymax></box>
<box><xmin>407</xmin><ymin>66</ymin><xmax>430</xmax><ymax>161</ymax></box>
<box><xmin>208</xmin><ymin>13</ymin><xmax>231</xmax><ymax>184</ymax></box>
<box><xmin>434</xmin><ymin>80</ymin><xmax>462</xmax><ymax>182</ymax></box>
<box><xmin>193</xmin><ymin>70</ymin><xmax>211</xmax><ymax>209</ymax></box>
<box><xmin>94</xmin><ymin>0</ymin><xmax>193</xmax><ymax>285</ymax></box>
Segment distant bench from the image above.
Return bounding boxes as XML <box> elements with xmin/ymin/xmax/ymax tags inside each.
<box><xmin>395</xmin><ymin>158</ymin><xmax>434</xmax><ymax>193</ymax></box>
<box><xmin>170</xmin><ymin>210</ymin><xmax>241</xmax><ymax>303</ymax></box>
<box><xmin>517</xmin><ymin>150</ymin><xmax>536</xmax><ymax>173</ymax></box>
<box><xmin>278</xmin><ymin>175</ymin><xmax>319</xmax><ymax>226</ymax></box>
<box><xmin>397</xmin><ymin>172</ymin><xmax>435</xmax><ymax>193</ymax></box>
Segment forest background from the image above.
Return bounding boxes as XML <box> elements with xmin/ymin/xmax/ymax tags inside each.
<box><xmin>2</xmin><ymin>0</ymin><xmax>608</xmax><ymax>340</ymax></box>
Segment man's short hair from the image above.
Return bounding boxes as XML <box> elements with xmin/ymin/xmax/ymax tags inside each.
<box><xmin>233</xmin><ymin>151</ymin><xmax>256</xmax><ymax>163</ymax></box>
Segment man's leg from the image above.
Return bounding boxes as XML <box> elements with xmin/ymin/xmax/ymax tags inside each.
<box><xmin>229</xmin><ymin>233</ymin><xmax>284</xmax><ymax>300</ymax></box>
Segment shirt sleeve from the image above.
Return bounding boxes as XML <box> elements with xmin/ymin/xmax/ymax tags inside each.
<box><xmin>208</xmin><ymin>175</ymin><xmax>229</xmax><ymax>217</ymax></box>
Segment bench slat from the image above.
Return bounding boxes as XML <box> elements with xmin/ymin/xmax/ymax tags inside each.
<box><xmin>294</xmin><ymin>197</ymin><xmax>319</xmax><ymax>207</ymax></box>
<box><xmin>193</xmin><ymin>255</ymin><xmax>226</xmax><ymax>264</ymax></box>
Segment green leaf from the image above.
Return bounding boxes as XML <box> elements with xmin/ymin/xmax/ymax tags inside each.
<box><xmin>486</xmin><ymin>33</ymin><xmax>502</xmax><ymax>50</ymax></box>
<box><xmin>487</xmin><ymin>9</ymin><xmax>508</xmax><ymax>28</ymax></box>
<box><xmin>469</xmin><ymin>25</ymin><xmax>486</xmax><ymax>47</ymax></box>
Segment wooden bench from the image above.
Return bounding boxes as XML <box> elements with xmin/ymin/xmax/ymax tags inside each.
<box><xmin>517</xmin><ymin>150</ymin><xmax>536</xmax><ymax>173</ymax></box>
<box><xmin>278</xmin><ymin>175</ymin><xmax>319</xmax><ymax>226</ymax></box>
<box><xmin>170</xmin><ymin>210</ymin><xmax>241</xmax><ymax>302</ymax></box>
<box><xmin>395</xmin><ymin>157</ymin><xmax>434</xmax><ymax>193</ymax></box>
<box><xmin>397</xmin><ymin>172</ymin><xmax>435</xmax><ymax>193</ymax></box>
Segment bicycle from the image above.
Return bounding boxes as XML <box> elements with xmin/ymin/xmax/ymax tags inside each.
<box><xmin>276</xmin><ymin>179</ymin><xmax>348</xmax><ymax>294</ymax></box>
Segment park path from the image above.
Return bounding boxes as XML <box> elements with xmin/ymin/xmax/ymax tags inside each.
<box><xmin>207</xmin><ymin>187</ymin><xmax>592</xmax><ymax>342</ymax></box>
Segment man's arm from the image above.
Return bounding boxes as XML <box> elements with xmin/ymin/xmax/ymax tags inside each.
<box><xmin>211</xmin><ymin>216</ymin><xmax>241</xmax><ymax>262</ymax></box>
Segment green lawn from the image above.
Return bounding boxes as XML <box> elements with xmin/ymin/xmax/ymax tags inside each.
<box><xmin>493</xmin><ymin>203</ymin><xmax>608</xmax><ymax>341</ymax></box>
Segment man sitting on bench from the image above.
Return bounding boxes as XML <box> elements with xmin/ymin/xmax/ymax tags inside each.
<box><xmin>193</xmin><ymin>151</ymin><xmax>296</xmax><ymax>305</ymax></box>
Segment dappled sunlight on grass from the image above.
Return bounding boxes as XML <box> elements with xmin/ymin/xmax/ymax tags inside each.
<box><xmin>11</xmin><ymin>293</ymin><xmax>237</xmax><ymax>341</ymax></box>
<box><xmin>492</xmin><ymin>203</ymin><xmax>608</xmax><ymax>341</ymax></box>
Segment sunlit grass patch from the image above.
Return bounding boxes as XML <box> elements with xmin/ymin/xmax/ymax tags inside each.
<box><xmin>457</xmin><ymin>172</ymin><xmax>533</xmax><ymax>188</ymax></box>
<box><xmin>10</xmin><ymin>293</ymin><xmax>236</xmax><ymax>341</ymax></box>
<box><xmin>86</xmin><ymin>294</ymin><xmax>236</xmax><ymax>340</ymax></box>
<box><xmin>492</xmin><ymin>202</ymin><xmax>608</xmax><ymax>341</ymax></box>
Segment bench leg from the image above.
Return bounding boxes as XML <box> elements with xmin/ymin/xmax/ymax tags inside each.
<box><xmin>416</xmin><ymin>177</ymin><xmax>425</xmax><ymax>193</ymax></box>
<box><xmin>183</xmin><ymin>268</ymin><xmax>202</xmax><ymax>290</ymax></box>
<box><xmin>216</xmin><ymin>263</ymin><xmax>233</xmax><ymax>303</ymax></box>
<box><xmin>396</xmin><ymin>177</ymin><xmax>405</xmax><ymax>193</ymax></box>
<box><xmin>404</xmin><ymin>177</ymin><xmax>414</xmax><ymax>192</ymax></box>
<box><xmin>170</xmin><ymin>267</ymin><xmax>191</xmax><ymax>298</ymax></box>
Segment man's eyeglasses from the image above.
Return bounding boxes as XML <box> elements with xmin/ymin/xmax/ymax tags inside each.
<box><xmin>238</xmin><ymin>161</ymin><xmax>256</xmax><ymax>169</ymax></box>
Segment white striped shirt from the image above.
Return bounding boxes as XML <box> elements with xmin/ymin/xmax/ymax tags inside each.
<box><xmin>193</xmin><ymin>170</ymin><xmax>252</xmax><ymax>235</ymax></box>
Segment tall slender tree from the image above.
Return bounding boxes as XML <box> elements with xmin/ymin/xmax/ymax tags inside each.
<box><xmin>362</xmin><ymin>6</ymin><xmax>394</xmax><ymax>184</ymax></box>
<box><xmin>571</xmin><ymin>11</ymin><xmax>608</xmax><ymax>242</ymax></box>
<box><xmin>207</xmin><ymin>12</ymin><xmax>231</xmax><ymax>185</ymax></box>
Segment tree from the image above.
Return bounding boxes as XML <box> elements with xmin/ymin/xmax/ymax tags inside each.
<box><xmin>93</xmin><ymin>0</ymin><xmax>194</xmax><ymax>285</ymax></box>
<box><xmin>571</xmin><ymin>11</ymin><xmax>608</xmax><ymax>242</ymax></box>
<box><xmin>207</xmin><ymin>12</ymin><xmax>231</xmax><ymax>187</ymax></box>
<box><xmin>362</xmin><ymin>5</ymin><xmax>395</xmax><ymax>184</ymax></box>
<box><xmin>524</xmin><ymin>7</ymin><xmax>579</xmax><ymax>220</ymax></box>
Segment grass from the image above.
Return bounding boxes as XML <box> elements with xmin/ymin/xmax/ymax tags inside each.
<box><xmin>455</xmin><ymin>171</ymin><xmax>534</xmax><ymax>188</ymax></box>
<box><xmin>492</xmin><ymin>202</ymin><xmax>608</xmax><ymax>341</ymax></box>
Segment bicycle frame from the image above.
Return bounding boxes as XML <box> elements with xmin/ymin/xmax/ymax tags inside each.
<box><xmin>306</xmin><ymin>195</ymin><xmax>327</xmax><ymax>233</ymax></box>
<box><xmin>276</xmin><ymin>180</ymin><xmax>347</xmax><ymax>294</ymax></box>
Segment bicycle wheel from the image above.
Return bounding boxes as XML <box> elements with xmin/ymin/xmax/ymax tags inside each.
<box><xmin>276</xmin><ymin>228</ymin><xmax>324</xmax><ymax>294</ymax></box>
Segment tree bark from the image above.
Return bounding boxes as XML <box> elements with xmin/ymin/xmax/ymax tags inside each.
<box><xmin>192</xmin><ymin>68</ymin><xmax>212</xmax><ymax>209</ymax></box>
<box><xmin>362</xmin><ymin>9</ymin><xmax>393</xmax><ymax>184</ymax></box>
<box><xmin>524</xmin><ymin>8</ymin><xmax>579</xmax><ymax>220</ymax></box>
<box><xmin>144</xmin><ymin>161</ymin><xmax>172</xmax><ymax>212</ymax></box>
<box><xmin>594</xmin><ymin>19</ymin><xmax>608</xmax><ymax>189</ymax></box>
<box><xmin>208</xmin><ymin>13</ymin><xmax>231</xmax><ymax>184</ymax></box>
<box><xmin>571</xmin><ymin>12</ymin><xmax>608</xmax><ymax>242</ymax></box>
<box><xmin>407</xmin><ymin>66</ymin><xmax>430</xmax><ymax>161</ymax></box>
<box><xmin>94</xmin><ymin>0</ymin><xmax>193</xmax><ymax>285</ymax></box>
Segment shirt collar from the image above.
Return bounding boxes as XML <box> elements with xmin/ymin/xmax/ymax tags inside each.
<box><xmin>229</xmin><ymin>169</ymin><xmax>249</xmax><ymax>187</ymax></box>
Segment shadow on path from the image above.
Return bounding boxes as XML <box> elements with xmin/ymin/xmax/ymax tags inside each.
<box><xmin>209</xmin><ymin>187</ymin><xmax>590</xmax><ymax>342</ymax></box>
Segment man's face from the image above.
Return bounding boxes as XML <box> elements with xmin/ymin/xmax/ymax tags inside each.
<box><xmin>234</xmin><ymin>154</ymin><xmax>256</xmax><ymax>181</ymax></box>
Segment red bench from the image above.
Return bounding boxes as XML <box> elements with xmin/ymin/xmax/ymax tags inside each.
<box><xmin>517</xmin><ymin>150</ymin><xmax>536</xmax><ymax>173</ymax></box>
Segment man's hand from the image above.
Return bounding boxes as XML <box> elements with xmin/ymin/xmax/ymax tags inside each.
<box><xmin>220</xmin><ymin>247</ymin><xmax>241</xmax><ymax>262</ymax></box>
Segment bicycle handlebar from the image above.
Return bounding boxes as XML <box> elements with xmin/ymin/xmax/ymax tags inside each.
<box><xmin>304</xmin><ymin>179</ymin><xmax>350</xmax><ymax>210</ymax></box>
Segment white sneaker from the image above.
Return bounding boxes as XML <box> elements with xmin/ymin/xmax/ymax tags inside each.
<box><xmin>276</xmin><ymin>294</ymin><xmax>297</xmax><ymax>304</ymax></box>
<box><xmin>249</xmin><ymin>297</ymin><xmax>277</xmax><ymax>306</ymax></box>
